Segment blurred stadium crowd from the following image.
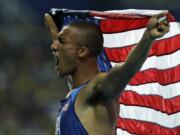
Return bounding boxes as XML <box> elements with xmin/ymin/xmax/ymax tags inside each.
<box><xmin>0</xmin><ymin>0</ymin><xmax>179</xmax><ymax>134</ymax></box>
<box><xmin>0</xmin><ymin>0</ymin><xmax>68</xmax><ymax>134</ymax></box>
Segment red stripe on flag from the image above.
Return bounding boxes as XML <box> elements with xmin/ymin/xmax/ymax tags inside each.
<box><xmin>105</xmin><ymin>34</ymin><xmax>180</xmax><ymax>62</ymax></box>
<box><xmin>119</xmin><ymin>91</ymin><xmax>180</xmax><ymax>114</ymax></box>
<box><xmin>101</xmin><ymin>18</ymin><xmax>149</xmax><ymax>33</ymax></box>
<box><xmin>129</xmin><ymin>66</ymin><xmax>180</xmax><ymax>85</ymax></box>
<box><xmin>90</xmin><ymin>11</ymin><xmax>146</xmax><ymax>19</ymax></box>
<box><xmin>99</xmin><ymin>14</ymin><xmax>175</xmax><ymax>33</ymax></box>
<box><xmin>117</xmin><ymin>116</ymin><xmax>180</xmax><ymax>135</ymax></box>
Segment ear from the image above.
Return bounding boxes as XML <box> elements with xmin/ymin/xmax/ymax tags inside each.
<box><xmin>78</xmin><ymin>46</ymin><xmax>90</xmax><ymax>58</ymax></box>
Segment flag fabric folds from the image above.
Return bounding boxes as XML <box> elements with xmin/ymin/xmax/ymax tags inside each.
<box><xmin>51</xmin><ymin>9</ymin><xmax>180</xmax><ymax>135</ymax></box>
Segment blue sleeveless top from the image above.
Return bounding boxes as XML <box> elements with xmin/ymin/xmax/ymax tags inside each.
<box><xmin>55</xmin><ymin>84</ymin><xmax>88</xmax><ymax>135</ymax></box>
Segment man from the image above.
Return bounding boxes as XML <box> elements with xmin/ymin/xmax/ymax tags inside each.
<box><xmin>45</xmin><ymin>11</ymin><xmax>169</xmax><ymax>135</ymax></box>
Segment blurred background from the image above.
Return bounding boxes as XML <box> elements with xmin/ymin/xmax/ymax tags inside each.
<box><xmin>0</xmin><ymin>0</ymin><xmax>179</xmax><ymax>134</ymax></box>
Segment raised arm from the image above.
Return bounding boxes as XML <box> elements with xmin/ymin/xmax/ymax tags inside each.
<box><xmin>95</xmin><ymin>13</ymin><xmax>170</xmax><ymax>100</ymax></box>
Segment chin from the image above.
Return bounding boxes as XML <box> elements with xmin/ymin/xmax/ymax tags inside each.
<box><xmin>56</xmin><ymin>67</ymin><xmax>76</xmax><ymax>77</ymax></box>
<box><xmin>57</xmin><ymin>72</ymin><xmax>66</xmax><ymax>77</ymax></box>
<box><xmin>57</xmin><ymin>71</ymin><xmax>70</xmax><ymax>77</ymax></box>
<box><xmin>55</xmin><ymin>67</ymin><xmax>67</xmax><ymax>77</ymax></box>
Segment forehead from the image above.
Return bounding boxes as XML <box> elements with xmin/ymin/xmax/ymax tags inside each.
<box><xmin>58</xmin><ymin>25</ymin><xmax>77</xmax><ymax>37</ymax></box>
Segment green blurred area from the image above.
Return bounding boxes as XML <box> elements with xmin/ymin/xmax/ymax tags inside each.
<box><xmin>0</xmin><ymin>37</ymin><xmax>67</xmax><ymax>134</ymax></box>
<box><xmin>0</xmin><ymin>14</ymin><xmax>68</xmax><ymax>134</ymax></box>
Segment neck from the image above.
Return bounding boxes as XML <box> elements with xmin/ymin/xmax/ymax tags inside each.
<box><xmin>68</xmin><ymin>57</ymin><xmax>100</xmax><ymax>89</ymax></box>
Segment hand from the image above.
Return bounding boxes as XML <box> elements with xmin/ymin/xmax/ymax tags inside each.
<box><xmin>145</xmin><ymin>11</ymin><xmax>170</xmax><ymax>40</ymax></box>
<box><xmin>44</xmin><ymin>13</ymin><xmax>58</xmax><ymax>41</ymax></box>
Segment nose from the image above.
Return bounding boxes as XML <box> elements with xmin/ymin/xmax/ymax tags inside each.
<box><xmin>51</xmin><ymin>41</ymin><xmax>59</xmax><ymax>54</ymax></box>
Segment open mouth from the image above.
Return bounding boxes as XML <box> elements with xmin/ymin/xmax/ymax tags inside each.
<box><xmin>54</xmin><ymin>56</ymin><xmax>59</xmax><ymax>70</ymax></box>
<box><xmin>55</xmin><ymin>56</ymin><xmax>59</xmax><ymax>65</ymax></box>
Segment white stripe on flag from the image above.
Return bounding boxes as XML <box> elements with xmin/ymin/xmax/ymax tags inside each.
<box><xmin>116</xmin><ymin>128</ymin><xmax>132</xmax><ymax>135</ymax></box>
<box><xmin>105</xmin><ymin>9</ymin><xmax>168</xmax><ymax>16</ymax></box>
<box><xmin>120</xmin><ymin>104</ymin><xmax>180</xmax><ymax>128</ymax></box>
<box><xmin>125</xmin><ymin>82</ymin><xmax>180</xmax><ymax>99</ymax></box>
<box><xmin>110</xmin><ymin>50</ymin><xmax>180</xmax><ymax>71</ymax></box>
<box><xmin>103</xmin><ymin>22</ymin><xmax>180</xmax><ymax>48</ymax></box>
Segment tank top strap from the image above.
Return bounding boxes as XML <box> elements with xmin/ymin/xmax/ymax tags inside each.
<box><xmin>70</xmin><ymin>82</ymin><xmax>88</xmax><ymax>101</ymax></box>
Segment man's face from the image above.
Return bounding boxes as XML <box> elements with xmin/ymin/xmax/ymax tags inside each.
<box><xmin>51</xmin><ymin>25</ymin><xmax>79</xmax><ymax>77</ymax></box>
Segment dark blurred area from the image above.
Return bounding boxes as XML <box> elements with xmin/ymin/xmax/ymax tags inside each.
<box><xmin>0</xmin><ymin>0</ymin><xmax>179</xmax><ymax>134</ymax></box>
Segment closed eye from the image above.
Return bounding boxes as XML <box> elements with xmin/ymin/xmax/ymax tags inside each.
<box><xmin>58</xmin><ymin>36</ymin><xmax>65</xmax><ymax>44</ymax></box>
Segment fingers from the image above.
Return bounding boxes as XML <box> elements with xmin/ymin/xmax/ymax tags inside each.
<box><xmin>145</xmin><ymin>11</ymin><xmax>170</xmax><ymax>40</ymax></box>
<box><xmin>147</xmin><ymin>11</ymin><xmax>169</xmax><ymax>30</ymax></box>
<box><xmin>154</xmin><ymin>10</ymin><xmax>168</xmax><ymax>19</ymax></box>
<box><xmin>156</xmin><ymin>14</ymin><xmax>170</xmax><ymax>35</ymax></box>
<box><xmin>44</xmin><ymin>13</ymin><xmax>58</xmax><ymax>41</ymax></box>
<box><xmin>157</xmin><ymin>23</ymin><xmax>170</xmax><ymax>35</ymax></box>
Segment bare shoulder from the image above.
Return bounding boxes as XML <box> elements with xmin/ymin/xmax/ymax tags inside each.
<box><xmin>76</xmin><ymin>72</ymin><xmax>108</xmax><ymax>107</ymax></box>
<box><xmin>75</xmin><ymin>73</ymin><xmax>120</xmax><ymax>135</ymax></box>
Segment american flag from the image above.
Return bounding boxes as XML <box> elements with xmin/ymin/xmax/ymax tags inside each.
<box><xmin>51</xmin><ymin>9</ymin><xmax>180</xmax><ymax>135</ymax></box>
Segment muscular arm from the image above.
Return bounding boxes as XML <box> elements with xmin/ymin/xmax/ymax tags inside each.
<box><xmin>94</xmin><ymin>13</ymin><xmax>170</xmax><ymax>100</ymax></box>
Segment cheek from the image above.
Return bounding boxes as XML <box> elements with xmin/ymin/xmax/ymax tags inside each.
<box><xmin>61</xmin><ymin>49</ymin><xmax>77</xmax><ymax>67</ymax></box>
<box><xmin>66</xmin><ymin>56</ymin><xmax>77</xmax><ymax>67</ymax></box>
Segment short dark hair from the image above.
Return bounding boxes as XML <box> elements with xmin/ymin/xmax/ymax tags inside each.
<box><xmin>68</xmin><ymin>21</ymin><xmax>104</xmax><ymax>56</ymax></box>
